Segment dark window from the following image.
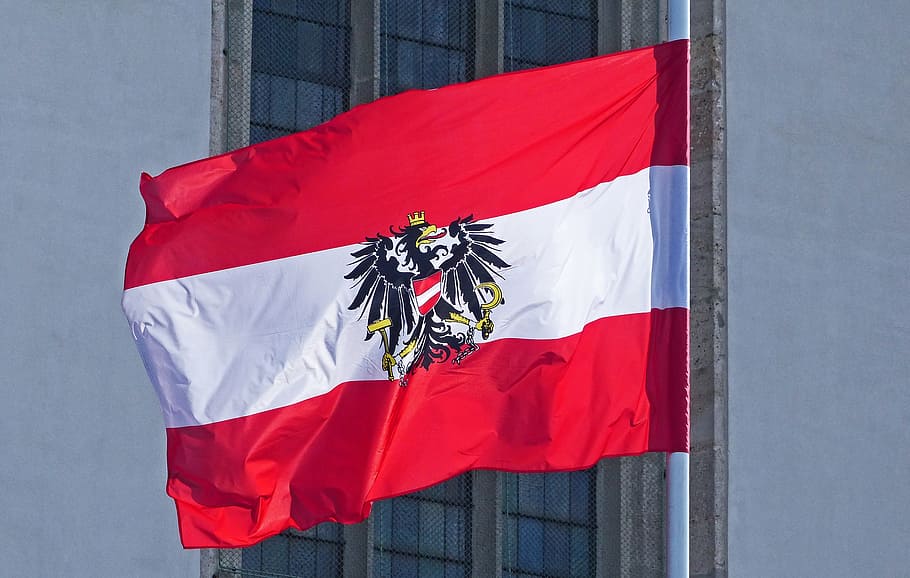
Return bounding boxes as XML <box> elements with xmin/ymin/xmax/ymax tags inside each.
<box><xmin>249</xmin><ymin>0</ymin><xmax>351</xmax><ymax>143</ymax></box>
<box><xmin>231</xmin><ymin>524</ymin><xmax>344</xmax><ymax>577</ymax></box>
<box><xmin>503</xmin><ymin>0</ymin><xmax>598</xmax><ymax>71</ymax></box>
<box><xmin>502</xmin><ymin>470</ymin><xmax>597</xmax><ymax>577</ymax></box>
<box><xmin>373</xmin><ymin>475</ymin><xmax>472</xmax><ymax>577</ymax></box>
<box><xmin>379</xmin><ymin>0</ymin><xmax>475</xmax><ymax>96</ymax></box>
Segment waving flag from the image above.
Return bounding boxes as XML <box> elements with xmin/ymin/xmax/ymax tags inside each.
<box><xmin>123</xmin><ymin>40</ymin><xmax>689</xmax><ymax>548</ymax></box>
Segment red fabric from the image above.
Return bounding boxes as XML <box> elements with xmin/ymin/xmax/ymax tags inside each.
<box><xmin>125</xmin><ymin>40</ymin><xmax>689</xmax><ymax>289</ymax></box>
<box><xmin>126</xmin><ymin>41</ymin><xmax>690</xmax><ymax>548</ymax></box>
<box><xmin>167</xmin><ymin>308</ymin><xmax>688</xmax><ymax>548</ymax></box>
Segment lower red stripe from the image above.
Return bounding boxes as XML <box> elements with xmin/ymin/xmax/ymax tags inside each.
<box><xmin>166</xmin><ymin>308</ymin><xmax>688</xmax><ymax>548</ymax></box>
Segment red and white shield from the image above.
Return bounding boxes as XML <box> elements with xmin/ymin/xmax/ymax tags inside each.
<box><xmin>412</xmin><ymin>270</ymin><xmax>443</xmax><ymax>315</ymax></box>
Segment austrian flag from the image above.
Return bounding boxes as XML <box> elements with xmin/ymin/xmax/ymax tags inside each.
<box><xmin>122</xmin><ymin>40</ymin><xmax>690</xmax><ymax>548</ymax></box>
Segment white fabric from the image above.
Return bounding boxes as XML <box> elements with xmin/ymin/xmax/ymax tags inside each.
<box><xmin>123</xmin><ymin>165</ymin><xmax>688</xmax><ymax>427</ymax></box>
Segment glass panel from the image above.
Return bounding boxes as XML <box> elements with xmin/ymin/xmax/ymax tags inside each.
<box><xmin>545</xmin><ymin>472</ymin><xmax>572</xmax><ymax>521</ymax></box>
<box><xmin>392</xmin><ymin>497</ymin><xmax>421</xmax><ymax>553</ymax></box>
<box><xmin>446</xmin><ymin>561</ymin><xmax>468</xmax><ymax>578</ymax></box>
<box><xmin>298</xmin><ymin>0</ymin><xmax>346</xmax><ymax>24</ymax></box>
<box><xmin>420</xmin><ymin>500</ymin><xmax>447</xmax><ymax>557</ymax></box>
<box><xmin>250</xmin><ymin>72</ymin><xmax>271</xmax><ymax>125</ymax></box>
<box><xmin>569</xmin><ymin>468</ymin><xmax>591</xmax><ymax>523</ymax></box>
<box><xmin>503</xmin><ymin>0</ymin><xmax>597</xmax><ymax>72</ymax></box>
<box><xmin>250</xmin><ymin>0</ymin><xmax>350</xmax><ymax>142</ymax></box>
<box><xmin>517</xmin><ymin>472</ymin><xmax>545</xmax><ymax>515</ymax></box>
<box><xmin>315</xmin><ymin>541</ymin><xmax>341</xmax><ymax>572</ymax></box>
<box><xmin>240</xmin><ymin>541</ymin><xmax>262</xmax><ymax>571</ymax></box>
<box><xmin>392</xmin><ymin>553</ymin><xmax>420</xmax><ymax>576</ymax></box>
<box><xmin>419</xmin><ymin>557</ymin><xmax>447</xmax><ymax>576</ymax></box>
<box><xmin>570</xmin><ymin>526</ymin><xmax>593</xmax><ymax>577</ymax></box>
<box><xmin>261</xmin><ymin>534</ymin><xmax>290</xmax><ymax>573</ymax></box>
<box><xmin>288</xmin><ymin>538</ymin><xmax>317</xmax><ymax>574</ymax></box>
<box><xmin>516</xmin><ymin>517</ymin><xmax>544</xmax><ymax>573</ymax></box>
<box><xmin>543</xmin><ymin>522</ymin><xmax>571</xmax><ymax>576</ymax></box>
<box><xmin>379</xmin><ymin>0</ymin><xmax>474</xmax><ymax>96</ymax></box>
<box><xmin>269</xmin><ymin>74</ymin><xmax>296</xmax><ymax>128</ymax></box>
<box><xmin>269</xmin><ymin>0</ymin><xmax>296</xmax><ymax>17</ymax></box>
<box><xmin>444</xmin><ymin>505</ymin><xmax>467</xmax><ymax>560</ymax></box>
<box><xmin>374</xmin><ymin>475</ymin><xmax>472</xmax><ymax>577</ymax></box>
<box><xmin>503</xmin><ymin>469</ymin><xmax>597</xmax><ymax>577</ymax></box>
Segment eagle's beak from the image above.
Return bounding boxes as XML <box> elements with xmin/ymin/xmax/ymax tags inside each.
<box><xmin>416</xmin><ymin>225</ymin><xmax>446</xmax><ymax>246</ymax></box>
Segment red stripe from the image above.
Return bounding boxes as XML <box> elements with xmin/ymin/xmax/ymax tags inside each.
<box><xmin>165</xmin><ymin>307</ymin><xmax>688</xmax><ymax>548</ymax></box>
<box><xmin>412</xmin><ymin>270</ymin><xmax>442</xmax><ymax>296</ymax></box>
<box><xmin>125</xmin><ymin>41</ymin><xmax>688</xmax><ymax>289</ymax></box>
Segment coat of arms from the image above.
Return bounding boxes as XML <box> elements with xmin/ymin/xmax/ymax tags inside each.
<box><xmin>346</xmin><ymin>212</ymin><xmax>509</xmax><ymax>385</ymax></box>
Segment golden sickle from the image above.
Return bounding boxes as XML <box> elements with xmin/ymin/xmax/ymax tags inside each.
<box><xmin>476</xmin><ymin>282</ymin><xmax>503</xmax><ymax>339</ymax></box>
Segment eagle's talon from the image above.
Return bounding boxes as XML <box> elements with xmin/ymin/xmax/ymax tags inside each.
<box><xmin>476</xmin><ymin>318</ymin><xmax>494</xmax><ymax>339</ymax></box>
<box><xmin>381</xmin><ymin>352</ymin><xmax>396</xmax><ymax>379</ymax></box>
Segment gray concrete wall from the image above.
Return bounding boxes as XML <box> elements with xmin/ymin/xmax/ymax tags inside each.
<box><xmin>689</xmin><ymin>0</ymin><xmax>727</xmax><ymax>575</ymax></box>
<box><xmin>726</xmin><ymin>1</ymin><xmax>910</xmax><ymax>575</ymax></box>
<box><xmin>0</xmin><ymin>2</ymin><xmax>210</xmax><ymax>576</ymax></box>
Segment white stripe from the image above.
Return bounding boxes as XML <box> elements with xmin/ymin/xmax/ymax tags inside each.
<box><xmin>123</xmin><ymin>165</ymin><xmax>688</xmax><ymax>427</ymax></box>
<box><xmin>414</xmin><ymin>282</ymin><xmax>441</xmax><ymax>309</ymax></box>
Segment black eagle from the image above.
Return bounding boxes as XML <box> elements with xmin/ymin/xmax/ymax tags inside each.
<box><xmin>345</xmin><ymin>213</ymin><xmax>510</xmax><ymax>380</ymax></box>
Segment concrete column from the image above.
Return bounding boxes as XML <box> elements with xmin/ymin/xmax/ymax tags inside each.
<box><xmin>203</xmin><ymin>3</ymin><xmax>239</xmax><ymax>574</ymax></box>
<box><xmin>471</xmin><ymin>5</ymin><xmax>503</xmax><ymax>572</ymax></box>
<box><xmin>471</xmin><ymin>471</ymin><xmax>502</xmax><ymax>578</ymax></box>
<box><xmin>597</xmin><ymin>0</ymin><xmax>622</xmax><ymax>54</ymax></box>
<box><xmin>619</xmin><ymin>454</ymin><xmax>666</xmax><ymax>578</ymax></box>
<box><xmin>343</xmin><ymin>520</ymin><xmax>373</xmax><ymax>578</ymax></box>
<box><xmin>224</xmin><ymin>0</ymin><xmax>252</xmax><ymax>151</ymax></box>
<box><xmin>210</xmin><ymin>0</ymin><xmax>228</xmax><ymax>155</ymax></box>
<box><xmin>689</xmin><ymin>0</ymin><xmax>728</xmax><ymax>576</ymax></box>
<box><xmin>595</xmin><ymin>460</ymin><xmax>622</xmax><ymax>577</ymax></box>
<box><xmin>200</xmin><ymin>548</ymin><xmax>219</xmax><ymax>578</ymax></box>
<box><xmin>474</xmin><ymin>0</ymin><xmax>503</xmax><ymax>78</ymax></box>
<box><xmin>350</xmin><ymin>0</ymin><xmax>379</xmax><ymax>106</ymax></box>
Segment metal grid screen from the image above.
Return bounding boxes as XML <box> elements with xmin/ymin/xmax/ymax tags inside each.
<box><xmin>219</xmin><ymin>526</ymin><xmax>345</xmax><ymax>578</ymax></box>
<box><xmin>218</xmin><ymin>1</ymin><xmax>665</xmax><ymax>576</ymax></box>
<box><xmin>379</xmin><ymin>0</ymin><xmax>476</xmax><ymax>96</ymax></box>
<box><xmin>249</xmin><ymin>0</ymin><xmax>351</xmax><ymax>144</ymax></box>
<box><xmin>618</xmin><ymin>0</ymin><xmax>661</xmax><ymax>51</ymax></box>
<box><xmin>503</xmin><ymin>0</ymin><xmax>598</xmax><ymax>72</ymax></box>
<box><xmin>373</xmin><ymin>475</ymin><xmax>473</xmax><ymax>577</ymax></box>
<box><xmin>502</xmin><ymin>471</ymin><xmax>597</xmax><ymax>578</ymax></box>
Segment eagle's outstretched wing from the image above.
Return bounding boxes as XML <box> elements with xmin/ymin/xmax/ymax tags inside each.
<box><xmin>345</xmin><ymin>233</ymin><xmax>418</xmax><ymax>347</ymax></box>
<box><xmin>439</xmin><ymin>216</ymin><xmax>511</xmax><ymax>320</ymax></box>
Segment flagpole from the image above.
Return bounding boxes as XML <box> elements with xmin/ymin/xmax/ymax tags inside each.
<box><xmin>668</xmin><ymin>0</ymin><xmax>690</xmax><ymax>43</ymax></box>
<box><xmin>666</xmin><ymin>452</ymin><xmax>689</xmax><ymax>577</ymax></box>
<box><xmin>666</xmin><ymin>2</ymin><xmax>690</xmax><ymax>578</ymax></box>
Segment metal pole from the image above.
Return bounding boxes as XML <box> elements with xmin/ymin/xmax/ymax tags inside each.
<box><xmin>666</xmin><ymin>2</ymin><xmax>690</xmax><ymax>578</ymax></box>
<box><xmin>667</xmin><ymin>0</ymin><xmax>690</xmax><ymax>42</ymax></box>
<box><xmin>667</xmin><ymin>452</ymin><xmax>689</xmax><ymax>577</ymax></box>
